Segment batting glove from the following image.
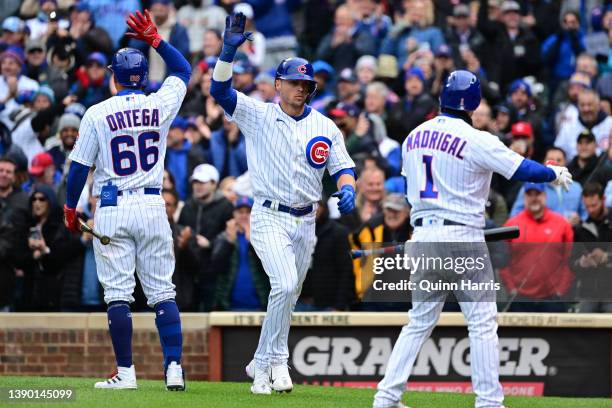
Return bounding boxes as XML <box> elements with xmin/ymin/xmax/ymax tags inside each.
<box><xmin>223</xmin><ymin>12</ymin><xmax>253</xmax><ymax>49</ymax></box>
<box><xmin>63</xmin><ymin>205</ymin><xmax>80</xmax><ymax>234</ymax></box>
<box><xmin>332</xmin><ymin>185</ymin><xmax>356</xmax><ymax>215</ymax></box>
<box><xmin>126</xmin><ymin>10</ymin><xmax>162</xmax><ymax>48</ymax></box>
<box><xmin>546</xmin><ymin>161</ymin><xmax>573</xmax><ymax>192</ymax></box>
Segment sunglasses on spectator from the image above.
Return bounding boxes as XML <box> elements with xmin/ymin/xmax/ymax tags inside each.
<box><xmin>32</xmin><ymin>196</ymin><xmax>47</xmax><ymax>202</ymax></box>
<box><xmin>28</xmin><ymin>48</ymin><xmax>44</xmax><ymax>54</ymax></box>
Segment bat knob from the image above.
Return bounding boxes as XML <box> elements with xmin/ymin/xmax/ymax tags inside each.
<box><xmin>100</xmin><ymin>236</ymin><xmax>111</xmax><ymax>245</ymax></box>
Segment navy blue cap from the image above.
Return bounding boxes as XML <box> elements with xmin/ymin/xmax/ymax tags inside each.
<box><xmin>524</xmin><ymin>182</ymin><xmax>545</xmax><ymax>193</ymax></box>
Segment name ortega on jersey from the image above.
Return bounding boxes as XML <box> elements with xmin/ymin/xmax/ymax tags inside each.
<box><xmin>306</xmin><ymin>136</ymin><xmax>331</xmax><ymax>169</ymax></box>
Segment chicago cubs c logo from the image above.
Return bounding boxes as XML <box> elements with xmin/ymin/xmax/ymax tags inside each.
<box><xmin>297</xmin><ymin>64</ymin><xmax>307</xmax><ymax>74</ymax></box>
<box><xmin>305</xmin><ymin>136</ymin><xmax>332</xmax><ymax>169</ymax></box>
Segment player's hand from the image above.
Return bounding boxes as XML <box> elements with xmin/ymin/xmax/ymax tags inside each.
<box><xmin>126</xmin><ymin>9</ymin><xmax>162</xmax><ymax>48</ymax></box>
<box><xmin>332</xmin><ymin>185</ymin><xmax>356</xmax><ymax>214</ymax></box>
<box><xmin>223</xmin><ymin>12</ymin><xmax>253</xmax><ymax>49</ymax></box>
<box><xmin>63</xmin><ymin>205</ymin><xmax>80</xmax><ymax>233</ymax></box>
<box><xmin>546</xmin><ymin>161</ymin><xmax>573</xmax><ymax>192</ymax></box>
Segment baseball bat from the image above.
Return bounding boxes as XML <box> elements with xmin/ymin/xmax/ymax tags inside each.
<box><xmin>78</xmin><ymin>218</ymin><xmax>111</xmax><ymax>245</ymax></box>
<box><xmin>351</xmin><ymin>226</ymin><xmax>520</xmax><ymax>259</ymax></box>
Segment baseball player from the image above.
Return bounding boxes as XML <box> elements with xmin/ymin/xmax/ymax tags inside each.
<box><xmin>63</xmin><ymin>10</ymin><xmax>191</xmax><ymax>390</ymax></box>
<box><xmin>373</xmin><ymin>71</ymin><xmax>573</xmax><ymax>408</ymax></box>
<box><xmin>210</xmin><ymin>13</ymin><xmax>357</xmax><ymax>394</ymax></box>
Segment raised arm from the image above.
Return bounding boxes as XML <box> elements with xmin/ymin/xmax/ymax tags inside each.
<box><xmin>209</xmin><ymin>13</ymin><xmax>253</xmax><ymax>116</ymax></box>
<box><xmin>126</xmin><ymin>10</ymin><xmax>191</xmax><ymax>85</ymax></box>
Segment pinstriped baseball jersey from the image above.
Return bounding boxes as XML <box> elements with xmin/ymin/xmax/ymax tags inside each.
<box><xmin>403</xmin><ymin>115</ymin><xmax>523</xmax><ymax>228</ymax></box>
<box><xmin>69</xmin><ymin>76</ymin><xmax>186</xmax><ymax>196</ymax></box>
<box><xmin>227</xmin><ymin>91</ymin><xmax>355</xmax><ymax>206</ymax></box>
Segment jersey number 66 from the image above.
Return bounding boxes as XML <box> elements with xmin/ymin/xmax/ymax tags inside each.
<box><xmin>110</xmin><ymin>131</ymin><xmax>160</xmax><ymax>176</ymax></box>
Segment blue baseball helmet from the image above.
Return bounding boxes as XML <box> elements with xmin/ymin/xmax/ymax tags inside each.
<box><xmin>439</xmin><ymin>70</ymin><xmax>481</xmax><ymax>111</ymax></box>
<box><xmin>275</xmin><ymin>57</ymin><xmax>317</xmax><ymax>94</ymax></box>
<box><xmin>108</xmin><ymin>48</ymin><xmax>148</xmax><ymax>88</ymax></box>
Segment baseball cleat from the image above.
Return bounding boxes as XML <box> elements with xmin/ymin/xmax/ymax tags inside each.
<box><xmin>165</xmin><ymin>361</ymin><xmax>185</xmax><ymax>391</ymax></box>
<box><xmin>271</xmin><ymin>364</ymin><xmax>293</xmax><ymax>393</ymax></box>
<box><xmin>245</xmin><ymin>359</ymin><xmax>255</xmax><ymax>379</ymax></box>
<box><xmin>94</xmin><ymin>365</ymin><xmax>137</xmax><ymax>389</ymax></box>
<box><xmin>250</xmin><ymin>364</ymin><xmax>272</xmax><ymax>395</ymax></box>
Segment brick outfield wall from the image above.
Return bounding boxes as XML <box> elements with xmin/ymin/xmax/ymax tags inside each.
<box><xmin>0</xmin><ymin>314</ymin><xmax>209</xmax><ymax>381</ymax></box>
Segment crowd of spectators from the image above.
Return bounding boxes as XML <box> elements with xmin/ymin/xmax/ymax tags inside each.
<box><xmin>0</xmin><ymin>0</ymin><xmax>611</xmax><ymax>313</ymax></box>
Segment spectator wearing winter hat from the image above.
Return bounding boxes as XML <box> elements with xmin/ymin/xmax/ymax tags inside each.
<box><xmin>0</xmin><ymin>46</ymin><xmax>39</xmax><ymax>128</ymax></box>
<box><xmin>68</xmin><ymin>52</ymin><xmax>110</xmax><ymax>108</ymax></box>
<box><xmin>45</xmin><ymin>112</ymin><xmax>80</xmax><ymax>172</ymax></box>
<box><xmin>355</xmin><ymin>55</ymin><xmax>378</xmax><ymax>87</ymax></box>
<box><xmin>129</xmin><ymin>0</ymin><xmax>190</xmax><ymax>83</ymax></box>
<box><xmin>32</xmin><ymin>85</ymin><xmax>55</xmax><ymax>111</ymax></box>
<box><xmin>316</xmin><ymin>4</ymin><xmax>377</xmax><ymax>72</ymax></box>
<box><xmin>233</xmin><ymin>3</ymin><xmax>266</xmax><ymax>69</ymax></box>
<box><xmin>387</xmin><ymin>67</ymin><xmax>437</xmax><ymax>143</ymax></box>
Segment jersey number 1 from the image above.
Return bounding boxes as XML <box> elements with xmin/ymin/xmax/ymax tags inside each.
<box><xmin>110</xmin><ymin>131</ymin><xmax>160</xmax><ymax>176</ymax></box>
<box><xmin>420</xmin><ymin>155</ymin><xmax>438</xmax><ymax>199</ymax></box>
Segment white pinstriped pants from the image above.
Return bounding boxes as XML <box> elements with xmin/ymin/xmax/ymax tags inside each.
<box><xmin>374</xmin><ymin>225</ymin><xmax>504</xmax><ymax>408</ymax></box>
<box><xmin>249</xmin><ymin>201</ymin><xmax>316</xmax><ymax>367</ymax></box>
<box><xmin>93</xmin><ymin>193</ymin><xmax>176</xmax><ymax>307</ymax></box>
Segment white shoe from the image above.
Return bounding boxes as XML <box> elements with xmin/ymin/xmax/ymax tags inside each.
<box><xmin>271</xmin><ymin>364</ymin><xmax>293</xmax><ymax>393</ymax></box>
<box><xmin>165</xmin><ymin>361</ymin><xmax>185</xmax><ymax>391</ymax></box>
<box><xmin>245</xmin><ymin>359</ymin><xmax>255</xmax><ymax>379</ymax></box>
<box><xmin>94</xmin><ymin>365</ymin><xmax>137</xmax><ymax>389</ymax></box>
<box><xmin>250</xmin><ymin>364</ymin><xmax>271</xmax><ymax>395</ymax></box>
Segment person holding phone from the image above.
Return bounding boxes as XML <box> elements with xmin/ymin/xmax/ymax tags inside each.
<box><xmin>23</xmin><ymin>184</ymin><xmax>84</xmax><ymax>311</ymax></box>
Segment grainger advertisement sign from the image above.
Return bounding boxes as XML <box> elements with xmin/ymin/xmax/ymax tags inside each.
<box><xmin>220</xmin><ymin>326</ymin><xmax>611</xmax><ymax>397</ymax></box>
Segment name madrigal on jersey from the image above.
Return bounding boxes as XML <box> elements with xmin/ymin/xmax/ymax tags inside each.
<box><xmin>405</xmin><ymin>130</ymin><xmax>466</xmax><ymax>160</ymax></box>
<box><xmin>106</xmin><ymin>109</ymin><xmax>160</xmax><ymax>131</ymax></box>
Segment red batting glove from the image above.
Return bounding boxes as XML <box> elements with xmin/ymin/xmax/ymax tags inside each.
<box><xmin>63</xmin><ymin>205</ymin><xmax>80</xmax><ymax>233</ymax></box>
<box><xmin>125</xmin><ymin>9</ymin><xmax>162</xmax><ymax>48</ymax></box>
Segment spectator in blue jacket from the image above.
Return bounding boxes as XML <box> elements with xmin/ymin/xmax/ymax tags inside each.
<box><xmin>379</xmin><ymin>0</ymin><xmax>444</xmax><ymax>68</ymax></box>
<box><xmin>165</xmin><ymin>117</ymin><xmax>192</xmax><ymax>201</ymax></box>
<box><xmin>81</xmin><ymin>0</ymin><xmax>141</xmax><ymax>50</ymax></box>
<box><xmin>210</xmin><ymin>117</ymin><xmax>248</xmax><ymax>180</ymax></box>
<box><xmin>129</xmin><ymin>0</ymin><xmax>190</xmax><ymax>83</ymax></box>
<box><xmin>542</xmin><ymin>10</ymin><xmax>585</xmax><ymax>95</ymax></box>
